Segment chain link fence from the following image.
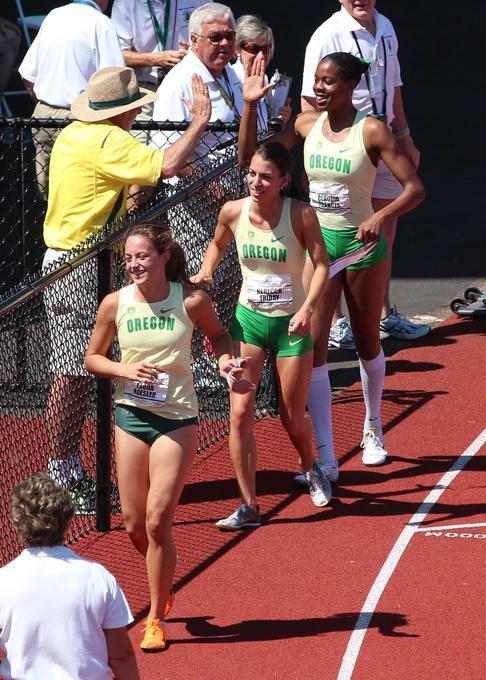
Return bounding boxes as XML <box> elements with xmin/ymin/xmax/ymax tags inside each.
<box><xmin>0</xmin><ymin>120</ymin><xmax>277</xmax><ymax>566</ymax></box>
<box><xmin>0</xmin><ymin>117</ymin><xmax>249</xmax><ymax>297</ymax></box>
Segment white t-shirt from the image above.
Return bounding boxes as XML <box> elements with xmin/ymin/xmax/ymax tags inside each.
<box><xmin>111</xmin><ymin>0</ymin><xmax>210</xmax><ymax>84</ymax></box>
<box><xmin>0</xmin><ymin>546</ymin><xmax>133</xmax><ymax>680</ymax></box>
<box><xmin>18</xmin><ymin>1</ymin><xmax>125</xmax><ymax>108</ymax></box>
<box><xmin>301</xmin><ymin>6</ymin><xmax>402</xmax><ymax>124</ymax></box>
<box><xmin>151</xmin><ymin>49</ymin><xmax>243</xmax><ymax>163</ymax></box>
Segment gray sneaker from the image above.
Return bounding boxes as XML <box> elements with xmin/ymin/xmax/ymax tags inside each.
<box><xmin>380</xmin><ymin>306</ymin><xmax>431</xmax><ymax>340</ymax></box>
<box><xmin>305</xmin><ymin>463</ymin><xmax>332</xmax><ymax>507</ymax></box>
<box><xmin>328</xmin><ymin>316</ymin><xmax>356</xmax><ymax>350</ymax></box>
<box><xmin>215</xmin><ymin>503</ymin><xmax>261</xmax><ymax>531</ymax></box>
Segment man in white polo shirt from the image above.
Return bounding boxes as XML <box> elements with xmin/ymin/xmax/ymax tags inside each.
<box><xmin>301</xmin><ymin>0</ymin><xmax>429</xmax><ymax>344</ymax></box>
<box><xmin>151</xmin><ymin>2</ymin><xmax>241</xmax><ymax>164</ymax></box>
<box><xmin>18</xmin><ymin>0</ymin><xmax>125</xmax><ymax>200</ymax></box>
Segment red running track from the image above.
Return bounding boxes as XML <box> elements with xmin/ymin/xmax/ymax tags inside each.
<box><xmin>75</xmin><ymin>314</ymin><xmax>486</xmax><ymax>679</ymax></box>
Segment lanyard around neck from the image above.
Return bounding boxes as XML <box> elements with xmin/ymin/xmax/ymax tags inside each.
<box><xmin>214</xmin><ymin>69</ymin><xmax>240</xmax><ymax>119</ymax></box>
<box><xmin>146</xmin><ymin>0</ymin><xmax>171</xmax><ymax>51</ymax></box>
<box><xmin>72</xmin><ymin>0</ymin><xmax>101</xmax><ymax>10</ymax></box>
<box><xmin>351</xmin><ymin>31</ymin><xmax>387</xmax><ymax>118</ymax></box>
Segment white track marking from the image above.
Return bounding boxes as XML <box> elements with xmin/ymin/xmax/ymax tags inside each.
<box><xmin>415</xmin><ymin>522</ymin><xmax>486</xmax><ymax>532</ymax></box>
<box><xmin>337</xmin><ymin>428</ymin><xmax>486</xmax><ymax>680</ymax></box>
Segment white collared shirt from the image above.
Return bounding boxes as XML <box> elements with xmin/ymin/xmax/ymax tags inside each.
<box><xmin>111</xmin><ymin>0</ymin><xmax>211</xmax><ymax>84</ymax></box>
<box><xmin>18</xmin><ymin>2</ymin><xmax>125</xmax><ymax>108</ymax></box>
<box><xmin>301</xmin><ymin>6</ymin><xmax>402</xmax><ymax>124</ymax></box>
<box><xmin>151</xmin><ymin>49</ymin><xmax>243</xmax><ymax>163</ymax></box>
<box><xmin>0</xmin><ymin>546</ymin><xmax>132</xmax><ymax>680</ymax></box>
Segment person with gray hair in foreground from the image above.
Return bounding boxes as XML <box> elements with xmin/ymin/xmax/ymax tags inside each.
<box><xmin>0</xmin><ymin>473</ymin><xmax>139</xmax><ymax>680</ymax></box>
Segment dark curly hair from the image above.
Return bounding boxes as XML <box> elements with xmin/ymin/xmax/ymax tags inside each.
<box><xmin>10</xmin><ymin>473</ymin><xmax>74</xmax><ymax>547</ymax></box>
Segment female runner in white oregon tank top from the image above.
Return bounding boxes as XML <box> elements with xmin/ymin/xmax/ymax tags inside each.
<box><xmin>239</xmin><ymin>52</ymin><xmax>424</xmax><ymax>472</ymax></box>
<box><xmin>85</xmin><ymin>223</ymin><xmax>252</xmax><ymax>651</ymax></box>
<box><xmin>192</xmin><ymin>140</ymin><xmax>331</xmax><ymax>531</ymax></box>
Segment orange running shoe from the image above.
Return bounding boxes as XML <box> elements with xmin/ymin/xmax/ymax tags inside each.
<box><xmin>140</xmin><ymin>618</ymin><xmax>167</xmax><ymax>652</ymax></box>
<box><xmin>164</xmin><ymin>592</ymin><xmax>175</xmax><ymax>617</ymax></box>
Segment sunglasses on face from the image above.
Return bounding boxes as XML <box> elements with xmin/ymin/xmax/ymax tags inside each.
<box><xmin>240</xmin><ymin>41</ymin><xmax>270</xmax><ymax>55</ymax></box>
<box><xmin>195</xmin><ymin>31</ymin><xmax>236</xmax><ymax>45</ymax></box>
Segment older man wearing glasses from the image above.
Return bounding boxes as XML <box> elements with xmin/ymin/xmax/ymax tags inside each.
<box><xmin>151</xmin><ymin>2</ymin><xmax>241</xmax><ymax>166</ymax></box>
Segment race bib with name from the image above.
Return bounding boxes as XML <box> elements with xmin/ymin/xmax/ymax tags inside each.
<box><xmin>247</xmin><ymin>273</ymin><xmax>292</xmax><ymax>306</ymax></box>
<box><xmin>124</xmin><ymin>372</ymin><xmax>169</xmax><ymax>407</ymax></box>
<box><xmin>309</xmin><ymin>181</ymin><xmax>350</xmax><ymax>215</ymax></box>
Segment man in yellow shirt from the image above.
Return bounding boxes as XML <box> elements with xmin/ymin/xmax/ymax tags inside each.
<box><xmin>42</xmin><ymin>65</ymin><xmax>210</xmax><ymax>512</ymax></box>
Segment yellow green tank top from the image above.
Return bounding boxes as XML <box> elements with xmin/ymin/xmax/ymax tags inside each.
<box><xmin>304</xmin><ymin>110</ymin><xmax>376</xmax><ymax>231</ymax></box>
<box><xmin>234</xmin><ymin>196</ymin><xmax>306</xmax><ymax>318</ymax></box>
<box><xmin>114</xmin><ymin>282</ymin><xmax>198</xmax><ymax>419</ymax></box>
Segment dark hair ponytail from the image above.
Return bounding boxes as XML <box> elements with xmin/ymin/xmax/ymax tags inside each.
<box><xmin>320</xmin><ymin>51</ymin><xmax>369</xmax><ymax>84</ymax></box>
<box><xmin>252</xmin><ymin>140</ymin><xmax>294</xmax><ymax>194</ymax></box>
<box><xmin>254</xmin><ymin>140</ymin><xmax>293</xmax><ymax>177</ymax></box>
<box><xmin>124</xmin><ymin>222</ymin><xmax>189</xmax><ymax>283</ymax></box>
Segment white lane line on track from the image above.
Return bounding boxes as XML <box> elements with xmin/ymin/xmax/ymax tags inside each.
<box><xmin>415</xmin><ymin>522</ymin><xmax>486</xmax><ymax>532</ymax></box>
<box><xmin>337</xmin><ymin>427</ymin><xmax>486</xmax><ymax>680</ymax></box>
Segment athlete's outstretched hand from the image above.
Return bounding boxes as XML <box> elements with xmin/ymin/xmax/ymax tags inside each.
<box><xmin>243</xmin><ymin>52</ymin><xmax>272</xmax><ymax>103</ymax></box>
<box><xmin>189</xmin><ymin>270</ymin><xmax>213</xmax><ymax>285</ymax></box>
<box><xmin>220</xmin><ymin>357</ymin><xmax>256</xmax><ymax>394</ymax></box>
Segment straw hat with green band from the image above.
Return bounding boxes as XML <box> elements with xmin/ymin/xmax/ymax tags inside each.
<box><xmin>71</xmin><ymin>66</ymin><xmax>158</xmax><ymax>122</ymax></box>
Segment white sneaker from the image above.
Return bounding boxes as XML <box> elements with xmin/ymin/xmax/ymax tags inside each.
<box><xmin>380</xmin><ymin>306</ymin><xmax>430</xmax><ymax>341</ymax></box>
<box><xmin>293</xmin><ymin>460</ymin><xmax>338</xmax><ymax>485</ymax></box>
<box><xmin>361</xmin><ymin>429</ymin><xmax>388</xmax><ymax>466</ymax></box>
<box><xmin>305</xmin><ymin>462</ymin><xmax>332</xmax><ymax>507</ymax></box>
<box><xmin>328</xmin><ymin>316</ymin><xmax>356</xmax><ymax>350</ymax></box>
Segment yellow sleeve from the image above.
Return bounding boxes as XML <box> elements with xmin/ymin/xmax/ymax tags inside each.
<box><xmin>100</xmin><ymin>127</ymin><xmax>164</xmax><ymax>186</ymax></box>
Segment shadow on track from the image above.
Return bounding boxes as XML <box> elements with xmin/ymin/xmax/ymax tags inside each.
<box><xmin>165</xmin><ymin>611</ymin><xmax>418</xmax><ymax>644</ymax></box>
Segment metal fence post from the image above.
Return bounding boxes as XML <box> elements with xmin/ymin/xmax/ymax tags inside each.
<box><xmin>96</xmin><ymin>247</ymin><xmax>113</xmax><ymax>531</ymax></box>
<box><xmin>12</xmin><ymin>119</ymin><xmax>24</xmax><ymax>284</ymax></box>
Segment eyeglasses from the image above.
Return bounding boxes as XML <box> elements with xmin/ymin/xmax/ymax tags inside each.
<box><xmin>240</xmin><ymin>41</ymin><xmax>271</xmax><ymax>55</ymax></box>
<box><xmin>195</xmin><ymin>31</ymin><xmax>236</xmax><ymax>45</ymax></box>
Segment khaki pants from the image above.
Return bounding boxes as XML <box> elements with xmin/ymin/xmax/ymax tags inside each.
<box><xmin>32</xmin><ymin>101</ymin><xmax>72</xmax><ymax>201</ymax></box>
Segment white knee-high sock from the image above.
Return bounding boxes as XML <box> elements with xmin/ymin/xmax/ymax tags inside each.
<box><xmin>358</xmin><ymin>348</ymin><xmax>385</xmax><ymax>436</ymax></box>
<box><xmin>306</xmin><ymin>364</ymin><xmax>335</xmax><ymax>466</ymax></box>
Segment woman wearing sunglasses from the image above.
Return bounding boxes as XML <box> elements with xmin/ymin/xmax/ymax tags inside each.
<box><xmin>232</xmin><ymin>15</ymin><xmax>291</xmax><ymax>133</ymax></box>
<box><xmin>239</xmin><ymin>52</ymin><xmax>424</xmax><ymax>476</ymax></box>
